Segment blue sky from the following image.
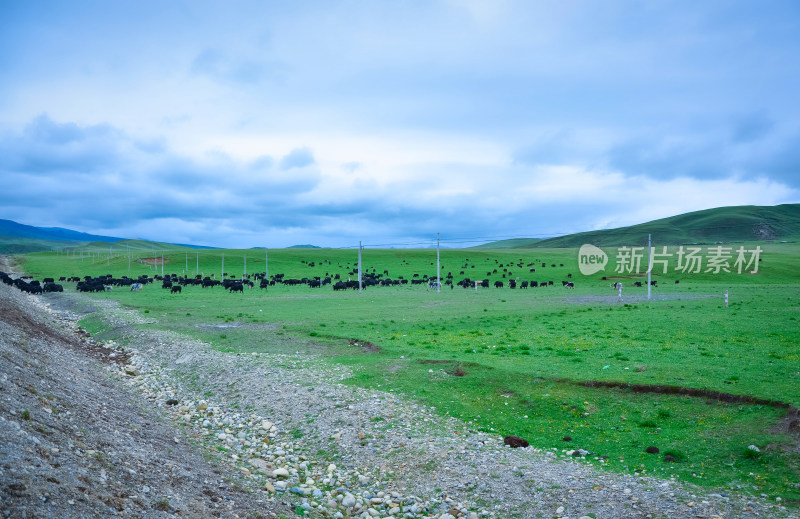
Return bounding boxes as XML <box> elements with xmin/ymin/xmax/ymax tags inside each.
<box><xmin>1</xmin><ymin>0</ymin><xmax>798</xmax><ymax>248</ymax></box>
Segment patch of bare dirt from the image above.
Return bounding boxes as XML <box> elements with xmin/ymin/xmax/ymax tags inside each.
<box><xmin>348</xmin><ymin>338</ymin><xmax>380</xmax><ymax>352</ymax></box>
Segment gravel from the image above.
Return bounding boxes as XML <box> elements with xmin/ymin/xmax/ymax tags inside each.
<box><xmin>1</xmin><ymin>257</ymin><xmax>794</xmax><ymax>518</ymax></box>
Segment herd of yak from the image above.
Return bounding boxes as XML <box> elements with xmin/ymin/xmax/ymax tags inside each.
<box><xmin>1</xmin><ymin>271</ymin><xmax>64</xmax><ymax>294</ymax></box>
<box><xmin>2</xmin><ymin>257</ymin><xmax>665</xmax><ymax>296</ymax></box>
<box><xmin>0</xmin><ymin>270</ymin><xmax>576</xmax><ymax>295</ymax></box>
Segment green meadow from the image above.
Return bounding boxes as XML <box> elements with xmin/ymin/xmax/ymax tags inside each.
<box><xmin>16</xmin><ymin>243</ymin><xmax>800</xmax><ymax>503</ymax></box>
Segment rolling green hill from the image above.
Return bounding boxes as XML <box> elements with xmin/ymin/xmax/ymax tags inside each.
<box><xmin>477</xmin><ymin>204</ymin><xmax>800</xmax><ymax>249</ymax></box>
<box><xmin>0</xmin><ymin>235</ymin><xmax>82</xmax><ymax>254</ymax></box>
<box><xmin>79</xmin><ymin>239</ymin><xmax>194</xmax><ymax>252</ymax></box>
<box><xmin>470</xmin><ymin>237</ymin><xmax>542</xmax><ymax>249</ymax></box>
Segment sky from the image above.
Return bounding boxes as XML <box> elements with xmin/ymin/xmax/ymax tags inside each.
<box><xmin>1</xmin><ymin>0</ymin><xmax>799</xmax><ymax>248</ymax></box>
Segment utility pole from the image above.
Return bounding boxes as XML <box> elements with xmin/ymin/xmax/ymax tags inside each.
<box><xmin>647</xmin><ymin>234</ymin><xmax>652</xmax><ymax>300</ymax></box>
<box><xmin>244</xmin><ymin>254</ymin><xmax>247</xmax><ymax>279</ymax></box>
<box><xmin>358</xmin><ymin>241</ymin><xmax>363</xmax><ymax>293</ymax></box>
<box><xmin>265</xmin><ymin>248</ymin><xmax>269</xmax><ymax>281</ymax></box>
<box><xmin>196</xmin><ymin>252</ymin><xmax>199</xmax><ymax>277</ymax></box>
<box><xmin>222</xmin><ymin>253</ymin><xmax>224</xmax><ymax>280</ymax></box>
<box><xmin>436</xmin><ymin>232</ymin><xmax>441</xmax><ymax>293</ymax></box>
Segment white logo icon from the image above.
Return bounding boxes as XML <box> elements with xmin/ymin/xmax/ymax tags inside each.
<box><xmin>578</xmin><ymin>244</ymin><xmax>607</xmax><ymax>275</ymax></box>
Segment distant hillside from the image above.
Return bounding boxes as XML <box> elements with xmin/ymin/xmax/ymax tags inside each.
<box><xmin>472</xmin><ymin>238</ymin><xmax>542</xmax><ymax>250</ymax></box>
<box><xmin>478</xmin><ymin>204</ymin><xmax>800</xmax><ymax>249</ymax></box>
<box><xmin>78</xmin><ymin>239</ymin><xmax>195</xmax><ymax>252</ymax></box>
<box><xmin>287</xmin><ymin>244</ymin><xmax>321</xmax><ymax>249</ymax></box>
<box><xmin>0</xmin><ymin>219</ymin><xmax>216</xmax><ymax>253</ymax></box>
<box><xmin>0</xmin><ymin>219</ymin><xmax>124</xmax><ymax>244</ymax></box>
<box><xmin>0</xmin><ymin>235</ymin><xmax>81</xmax><ymax>254</ymax></box>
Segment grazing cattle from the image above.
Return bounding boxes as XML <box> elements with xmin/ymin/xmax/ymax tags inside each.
<box><xmin>43</xmin><ymin>283</ymin><xmax>63</xmax><ymax>293</ymax></box>
<box><xmin>611</xmin><ymin>282</ymin><xmax>622</xmax><ymax>290</ymax></box>
<box><xmin>675</xmin><ymin>280</ymin><xmax>680</xmax><ymax>284</ymax></box>
<box><xmin>345</xmin><ymin>280</ymin><xmax>362</xmax><ymax>290</ymax></box>
<box><xmin>170</xmin><ymin>285</ymin><xmax>182</xmax><ymax>294</ymax></box>
<box><xmin>633</xmin><ymin>281</ymin><xmax>643</xmax><ymax>287</ymax></box>
<box><xmin>650</xmin><ymin>280</ymin><xmax>658</xmax><ymax>287</ymax></box>
<box><xmin>504</xmin><ymin>435</ymin><xmax>530</xmax><ymax>448</ymax></box>
<box><xmin>530</xmin><ymin>281</ymin><xmax>538</xmax><ymax>287</ymax></box>
<box><xmin>494</xmin><ymin>281</ymin><xmax>504</xmax><ymax>288</ymax></box>
<box><xmin>229</xmin><ymin>283</ymin><xmax>244</xmax><ymax>293</ymax></box>
<box><xmin>130</xmin><ymin>283</ymin><xmax>143</xmax><ymax>291</ymax></box>
<box><xmin>509</xmin><ymin>280</ymin><xmax>517</xmax><ymax>289</ymax></box>
<box><xmin>77</xmin><ymin>279</ymin><xmax>106</xmax><ymax>292</ymax></box>
<box><xmin>562</xmin><ymin>281</ymin><xmax>574</xmax><ymax>288</ymax></box>
<box><xmin>520</xmin><ymin>281</ymin><xmax>528</xmax><ymax>289</ymax></box>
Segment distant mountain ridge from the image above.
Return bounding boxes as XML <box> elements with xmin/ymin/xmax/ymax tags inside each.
<box><xmin>0</xmin><ymin>219</ymin><xmax>216</xmax><ymax>253</ymax></box>
<box><xmin>474</xmin><ymin>204</ymin><xmax>800</xmax><ymax>249</ymax></box>
<box><xmin>3</xmin><ymin>204</ymin><xmax>798</xmax><ymax>254</ymax></box>
<box><xmin>0</xmin><ymin>219</ymin><xmax>124</xmax><ymax>243</ymax></box>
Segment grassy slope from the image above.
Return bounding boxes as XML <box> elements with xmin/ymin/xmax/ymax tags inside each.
<box><xmin>0</xmin><ymin>235</ymin><xmax>86</xmax><ymax>254</ymax></box>
<box><xmin>82</xmin><ymin>239</ymin><xmax>194</xmax><ymax>251</ymax></box>
<box><xmin>471</xmin><ymin>238</ymin><xmax>543</xmax><ymax>249</ymax></box>
<box><xmin>477</xmin><ymin>204</ymin><xmax>800</xmax><ymax>249</ymax></box>
<box><xmin>0</xmin><ymin>236</ymin><xmax>196</xmax><ymax>254</ymax></box>
<box><xmin>15</xmin><ymin>245</ymin><xmax>800</xmax><ymax>502</ymax></box>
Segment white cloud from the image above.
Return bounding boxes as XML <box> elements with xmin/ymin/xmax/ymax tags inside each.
<box><xmin>0</xmin><ymin>2</ymin><xmax>798</xmax><ymax>247</ymax></box>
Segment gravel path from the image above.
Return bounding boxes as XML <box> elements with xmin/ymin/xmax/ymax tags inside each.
<box><xmin>1</xmin><ymin>258</ymin><xmax>794</xmax><ymax>518</ymax></box>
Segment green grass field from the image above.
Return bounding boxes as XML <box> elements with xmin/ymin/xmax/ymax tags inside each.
<box><xmin>15</xmin><ymin>243</ymin><xmax>800</xmax><ymax>504</ymax></box>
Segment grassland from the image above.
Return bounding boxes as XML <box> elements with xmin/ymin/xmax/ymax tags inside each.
<box><xmin>15</xmin><ymin>243</ymin><xmax>800</xmax><ymax>504</ymax></box>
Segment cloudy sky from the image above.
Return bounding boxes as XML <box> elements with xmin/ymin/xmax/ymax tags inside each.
<box><xmin>1</xmin><ymin>1</ymin><xmax>798</xmax><ymax>248</ymax></box>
